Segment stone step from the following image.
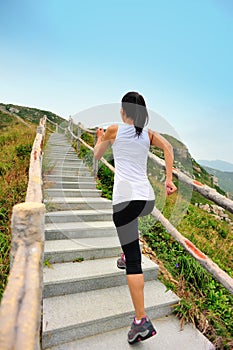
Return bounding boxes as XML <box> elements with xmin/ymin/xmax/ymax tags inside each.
<box><xmin>43</xmin><ymin>158</ymin><xmax>80</xmax><ymax>163</ymax></box>
<box><xmin>49</xmin><ymin>164</ymin><xmax>86</xmax><ymax>170</ymax></box>
<box><xmin>43</xmin><ymin>255</ymin><xmax>158</xmax><ymax>298</ymax></box>
<box><xmin>44</xmin><ymin>159</ymin><xmax>83</xmax><ymax>165</ymax></box>
<box><xmin>45</xmin><ymin>168</ymin><xmax>93</xmax><ymax>175</ymax></box>
<box><xmin>44</xmin><ymin>174</ymin><xmax>95</xmax><ymax>182</ymax></box>
<box><xmin>44</xmin><ymin>197</ymin><xmax>112</xmax><ymax>210</ymax></box>
<box><xmin>42</xmin><ymin>280</ymin><xmax>179</xmax><ymax>349</ymax></box>
<box><xmin>44</xmin><ymin>189</ymin><xmax>101</xmax><ymax>199</ymax></box>
<box><xmin>44</xmin><ymin>181</ymin><xmax>96</xmax><ymax>189</ymax></box>
<box><xmin>43</xmin><ymin>180</ymin><xmax>98</xmax><ymax>191</ymax></box>
<box><xmin>44</xmin><ymin>147</ymin><xmax>77</xmax><ymax>158</ymax></box>
<box><xmin>46</xmin><ymin>314</ymin><xmax>215</xmax><ymax>350</ymax></box>
<box><xmin>45</xmin><ymin>209</ymin><xmax>112</xmax><ymax>223</ymax></box>
<box><xmin>44</xmin><ymin>236</ymin><xmax>121</xmax><ymax>263</ymax></box>
<box><xmin>45</xmin><ymin>147</ymin><xmax>73</xmax><ymax>152</ymax></box>
<box><xmin>45</xmin><ymin>221</ymin><xmax>117</xmax><ymax>240</ymax></box>
<box><xmin>43</xmin><ymin>174</ymin><xmax>91</xmax><ymax>184</ymax></box>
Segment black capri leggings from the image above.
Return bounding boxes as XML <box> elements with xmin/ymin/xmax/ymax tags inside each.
<box><xmin>113</xmin><ymin>200</ymin><xmax>154</xmax><ymax>275</ymax></box>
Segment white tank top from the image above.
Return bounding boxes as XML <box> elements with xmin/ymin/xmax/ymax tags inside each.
<box><xmin>112</xmin><ymin>124</ymin><xmax>155</xmax><ymax>205</ymax></box>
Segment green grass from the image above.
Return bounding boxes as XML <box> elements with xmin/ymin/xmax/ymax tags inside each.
<box><xmin>0</xmin><ymin>111</ymin><xmax>36</xmax><ymax>300</ymax></box>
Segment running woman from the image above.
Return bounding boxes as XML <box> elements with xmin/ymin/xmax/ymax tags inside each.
<box><xmin>94</xmin><ymin>91</ymin><xmax>177</xmax><ymax>344</ymax></box>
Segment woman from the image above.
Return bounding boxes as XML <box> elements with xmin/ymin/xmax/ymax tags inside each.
<box><xmin>94</xmin><ymin>91</ymin><xmax>177</xmax><ymax>345</ymax></box>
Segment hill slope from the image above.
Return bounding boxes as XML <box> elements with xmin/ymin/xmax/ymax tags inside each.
<box><xmin>201</xmin><ymin>166</ymin><xmax>233</xmax><ymax>198</ymax></box>
<box><xmin>0</xmin><ymin>102</ymin><xmax>68</xmax><ymax>127</ymax></box>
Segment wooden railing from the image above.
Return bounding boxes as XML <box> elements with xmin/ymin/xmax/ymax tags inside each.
<box><xmin>0</xmin><ymin>117</ymin><xmax>46</xmax><ymax>350</ymax></box>
<box><xmin>64</xmin><ymin>116</ymin><xmax>233</xmax><ymax>294</ymax></box>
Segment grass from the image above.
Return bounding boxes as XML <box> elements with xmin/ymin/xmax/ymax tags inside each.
<box><xmin>0</xmin><ymin>110</ymin><xmax>36</xmax><ymax>300</ymax></box>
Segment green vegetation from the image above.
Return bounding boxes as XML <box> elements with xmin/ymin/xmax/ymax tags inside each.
<box><xmin>73</xmin><ymin>257</ymin><xmax>84</xmax><ymax>263</ymax></box>
<box><xmin>43</xmin><ymin>259</ymin><xmax>53</xmax><ymax>268</ymax></box>
<box><xmin>0</xmin><ymin>110</ymin><xmax>36</xmax><ymax>300</ymax></box>
<box><xmin>0</xmin><ymin>102</ymin><xmax>67</xmax><ymax>127</ymax></box>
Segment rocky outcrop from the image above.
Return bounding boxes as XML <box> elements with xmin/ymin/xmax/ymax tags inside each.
<box><xmin>195</xmin><ymin>203</ymin><xmax>233</xmax><ymax>226</ymax></box>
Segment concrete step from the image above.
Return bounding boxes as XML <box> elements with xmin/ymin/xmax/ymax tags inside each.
<box><xmin>43</xmin><ymin>180</ymin><xmax>98</xmax><ymax>191</ymax></box>
<box><xmin>44</xmin><ymin>150</ymin><xmax>77</xmax><ymax>154</ymax></box>
<box><xmin>44</xmin><ymin>174</ymin><xmax>95</xmax><ymax>182</ymax></box>
<box><xmin>45</xmin><ymin>169</ymin><xmax>93</xmax><ymax>176</ymax></box>
<box><xmin>44</xmin><ymin>189</ymin><xmax>101</xmax><ymax>200</ymax></box>
<box><xmin>43</xmin><ymin>255</ymin><xmax>158</xmax><ymax>297</ymax></box>
<box><xmin>45</xmin><ymin>221</ymin><xmax>117</xmax><ymax>240</ymax></box>
<box><xmin>46</xmin><ymin>314</ymin><xmax>215</xmax><ymax>350</ymax></box>
<box><xmin>43</xmin><ymin>174</ymin><xmax>92</xmax><ymax>183</ymax></box>
<box><xmin>44</xmin><ymin>181</ymin><xmax>96</xmax><ymax>189</ymax></box>
<box><xmin>44</xmin><ymin>197</ymin><xmax>112</xmax><ymax>210</ymax></box>
<box><xmin>44</xmin><ymin>159</ymin><xmax>83</xmax><ymax>165</ymax></box>
<box><xmin>42</xmin><ymin>280</ymin><xmax>180</xmax><ymax>349</ymax></box>
<box><xmin>44</xmin><ymin>236</ymin><xmax>121</xmax><ymax>263</ymax></box>
<box><xmin>44</xmin><ymin>158</ymin><xmax>82</xmax><ymax>163</ymax></box>
<box><xmin>45</xmin><ymin>147</ymin><xmax>73</xmax><ymax>152</ymax></box>
<box><xmin>45</xmin><ymin>208</ymin><xmax>112</xmax><ymax>223</ymax></box>
<box><xmin>49</xmin><ymin>164</ymin><xmax>86</xmax><ymax>170</ymax></box>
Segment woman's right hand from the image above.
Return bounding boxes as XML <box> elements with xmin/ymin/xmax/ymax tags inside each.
<box><xmin>96</xmin><ymin>127</ymin><xmax>105</xmax><ymax>139</ymax></box>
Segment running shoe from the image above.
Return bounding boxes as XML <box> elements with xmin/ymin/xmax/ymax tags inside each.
<box><xmin>128</xmin><ymin>316</ymin><xmax>157</xmax><ymax>345</ymax></box>
<box><xmin>117</xmin><ymin>253</ymin><xmax>126</xmax><ymax>269</ymax></box>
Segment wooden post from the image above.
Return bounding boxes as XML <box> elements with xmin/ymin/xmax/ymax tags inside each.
<box><xmin>56</xmin><ymin>123</ymin><xmax>58</xmax><ymax>133</ymax></box>
<box><xmin>77</xmin><ymin>124</ymin><xmax>81</xmax><ymax>153</ymax></box>
<box><xmin>93</xmin><ymin>134</ymin><xmax>98</xmax><ymax>177</ymax></box>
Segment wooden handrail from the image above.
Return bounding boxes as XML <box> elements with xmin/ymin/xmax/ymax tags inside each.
<box><xmin>0</xmin><ymin>117</ymin><xmax>46</xmax><ymax>349</ymax></box>
<box><xmin>148</xmin><ymin>152</ymin><xmax>233</xmax><ymax>214</ymax></box>
<box><xmin>68</xmin><ymin>127</ymin><xmax>114</xmax><ymax>174</ymax></box>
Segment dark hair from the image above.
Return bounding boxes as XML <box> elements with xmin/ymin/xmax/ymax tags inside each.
<box><xmin>121</xmin><ymin>91</ymin><xmax>149</xmax><ymax>137</ymax></box>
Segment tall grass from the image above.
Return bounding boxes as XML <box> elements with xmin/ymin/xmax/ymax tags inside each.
<box><xmin>0</xmin><ymin>114</ymin><xmax>36</xmax><ymax>299</ymax></box>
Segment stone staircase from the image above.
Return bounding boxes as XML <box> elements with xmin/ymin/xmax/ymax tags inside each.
<box><xmin>42</xmin><ymin>133</ymin><xmax>215</xmax><ymax>350</ymax></box>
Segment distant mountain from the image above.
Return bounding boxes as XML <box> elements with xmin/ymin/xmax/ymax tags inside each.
<box><xmin>198</xmin><ymin>159</ymin><xmax>233</xmax><ymax>172</ymax></box>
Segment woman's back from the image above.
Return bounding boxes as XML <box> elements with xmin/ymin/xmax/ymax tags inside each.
<box><xmin>112</xmin><ymin>124</ymin><xmax>154</xmax><ymax>205</ymax></box>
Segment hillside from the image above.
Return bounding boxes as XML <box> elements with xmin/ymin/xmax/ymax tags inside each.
<box><xmin>0</xmin><ymin>102</ymin><xmax>68</xmax><ymax>127</ymax></box>
<box><xmin>201</xmin><ymin>166</ymin><xmax>233</xmax><ymax>199</ymax></box>
<box><xmin>151</xmin><ymin>134</ymin><xmax>226</xmax><ymax>196</ymax></box>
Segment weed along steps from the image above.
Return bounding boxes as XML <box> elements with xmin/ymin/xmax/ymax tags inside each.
<box><xmin>41</xmin><ymin>132</ymin><xmax>214</xmax><ymax>350</ymax></box>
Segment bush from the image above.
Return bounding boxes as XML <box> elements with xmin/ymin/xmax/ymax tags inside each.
<box><xmin>15</xmin><ymin>144</ymin><xmax>32</xmax><ymax>159</ymax></box>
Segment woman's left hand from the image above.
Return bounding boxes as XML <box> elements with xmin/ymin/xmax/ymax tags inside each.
<box><xmin>165</xmin><ymin>179</ymin><xmax>177</xmax><ymax>196</ymax></box>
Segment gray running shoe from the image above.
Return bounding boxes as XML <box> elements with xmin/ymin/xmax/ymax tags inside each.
<box><xmin>128</xmin><ymin>316</ymin><xmax>157</xmax><ymax>345</ymax></box>
<box><xmin>117</xmin><ymin>253</ymin><xmax>126</xmax><ymax>269</ymax></box>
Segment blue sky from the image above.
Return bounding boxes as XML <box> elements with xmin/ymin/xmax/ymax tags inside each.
<box><xmin>0</xmin><ymin>0</ymin><xmax>232</xmax><ymax>163</ymax></box>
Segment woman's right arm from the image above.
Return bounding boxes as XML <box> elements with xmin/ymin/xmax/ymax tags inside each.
<box><xmin>148</xmin><ymin>129</ymin><xmax>177</xmax><ymax>195</ymax></box>
<box><xmin>94</xmin><ymin>124</ymin><xmax>118</xmax><ymax>160</ymax></box>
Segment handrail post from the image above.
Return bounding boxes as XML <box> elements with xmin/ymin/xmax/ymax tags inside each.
<box><xmin>56</xmin><ymin>123</ymin><xmax>58</xmax><ymax>133</ymax></box>
<box><xmin>93</xmin><ymin>134</ymin><xmax>98</xmax><ymax>177</ymax></box>
<box><xmin>77</xmin><ymin>123</ymin><xmax>81</xmax><ymax>153</ymax></box>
